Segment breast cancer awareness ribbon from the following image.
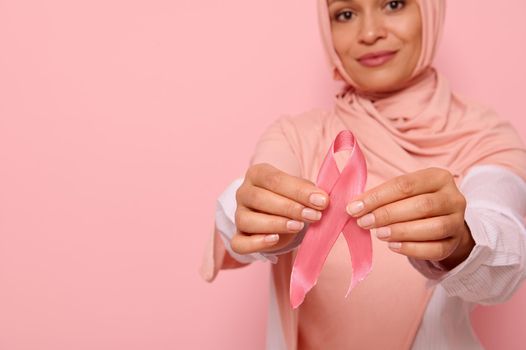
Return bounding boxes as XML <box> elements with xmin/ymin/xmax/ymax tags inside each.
<box><xmin>290</xmin><ymin>130</ymin><xmax>372</xmax><ymax>309</ymax></box>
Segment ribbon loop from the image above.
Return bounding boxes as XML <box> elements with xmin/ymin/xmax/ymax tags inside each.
<box><xmin>290</xmin><ymin>130</ymin><xmax>372</xmax><ymax>309</ymax></box>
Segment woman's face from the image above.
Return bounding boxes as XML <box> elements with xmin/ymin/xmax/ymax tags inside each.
<box><xmin>328</xmin><ymin>0</ymin><xmax>422</xmax><ymax>93</ymax></box>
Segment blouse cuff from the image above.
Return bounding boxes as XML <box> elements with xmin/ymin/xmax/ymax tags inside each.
<box><xmin>408</xmin><ymin>205</ymin><xmax>492</xmax><ymax>286</ymax></box>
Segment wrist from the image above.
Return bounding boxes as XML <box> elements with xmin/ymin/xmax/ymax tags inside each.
<box><xmin>439</xmin><ymin>220</ymin><xmax>475</xmax><ymax>271</ymax></box>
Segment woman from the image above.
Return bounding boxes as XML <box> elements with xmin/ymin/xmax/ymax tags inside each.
<box><xmin>201</xmin><ymin>0</ymin><xmax>526</xmax><ymax>349</ymax></box>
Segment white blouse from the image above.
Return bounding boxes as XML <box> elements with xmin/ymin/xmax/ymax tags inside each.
<box><xmin>214</xmin><ymin>165</ymin><xmax>526</xmax><ymax>350</ymax></box>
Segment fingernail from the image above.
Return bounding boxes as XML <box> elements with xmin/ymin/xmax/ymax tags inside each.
<box><xmin>287</xmin><ymin>220</ymin><xmax>304</xmax><ymax>231</ymax></box>
<box><xmin>388</xmin><ymin>242</ymin><xmax>402</xmax><ymax>249</ymax></box>
<box><xmin>309</xmin><ymin>193</ymin><xmax>327</xmax><ymax>207</ymax></box>
<box><xmin>347</xmin><ymin>201</ymin><xmax>364</xmax><ymax>215</ymax></box>
<box><xmin>302</xmin><ymin>208</ymin><xmax>322</xmax><ymax>221</ymax></box>
<box><xmin>264</xmin><ymin>234</ymin><xmax>280</xmax><ymax>243</ymax></box>
<box><xmin>375</xmin><ymin>227</ymin><xmax>391</xmax><ymax>239</ymax></box>
<box><xmin>357</xmin><ymin>213</ymin><xmax>375</xmax><ymax>228</ymax></box>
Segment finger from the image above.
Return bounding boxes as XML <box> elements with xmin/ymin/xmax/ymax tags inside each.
<box><xmin>230</xmin><ymin>230</ymin><xmax>280</xmax><ymax>255</ymax></box>
<box><xmin>371</xmin><ymin>215</ymin><xmax>456</xmax><ymax>242</ymax></box>
<box><xmin>386</xmin><ymin>237</ymin><xmax>458</xmax><ymax>261</ymax></box>
<box><xmin>235</xmin><ymin>205</ymin><xmax>306</xmax><ymax>235</ymax></box>
<box><xmin>249</xmin><ymin>163</ymin><xmax>329</xmax><ymax>210</ymax></box>
<box><xmin>356</xmin><ymin>192</ymin><xmax>454</xmax><ymax>229</ymax></box>
<box><xmin>239</xmin><ymin>186</ymin><xmax>323</xmax><ymax>223</ymax></box>
<box><xmin>346</xmin><ymin>167</ymin><xmax>453</xmax><ymax>217</ymax></box>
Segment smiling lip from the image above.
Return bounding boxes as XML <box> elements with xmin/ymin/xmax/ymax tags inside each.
<box><xmin>357</xmin><ymin>50</ymin><xmax>398</xmax><ymax>67</ymax></box>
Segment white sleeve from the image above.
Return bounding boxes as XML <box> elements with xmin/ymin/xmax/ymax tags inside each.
<box><xmin>408</xmin><ymin>164</ymin><xmax>526</xmax><ymax>305</ymax></box>
<box><xmin>215</xmin><ymin>177</ymin><xmax>307</xmax><ymax>265</ymax></box>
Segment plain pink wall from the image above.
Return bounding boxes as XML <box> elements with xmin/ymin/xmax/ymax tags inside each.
<box><xmin>0</xmin><ymin>0</ymin><xmax>524</xmax><ymax>349</ymax></box>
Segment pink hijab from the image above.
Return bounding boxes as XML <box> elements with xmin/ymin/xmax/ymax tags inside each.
<box><xmin>317</xmin><ymin>0</ymin><xmax>526</xmax><ymax>185</ymax></box>
<box><xmin>201</xmin><ymin>0</ymin><xmax>526</xmax><ymax>349</ymax></box>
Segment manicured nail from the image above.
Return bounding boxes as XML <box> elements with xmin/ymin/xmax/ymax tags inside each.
<box><xmin>375</xmin><ymin>227</ymin><xmax>391</xmax><ymax>239</ymax></box>
<box><xmin>287</xmin><ymin>220</ymin><xmax>304</xmax><ymax>231</ymax></box>
<box><xmin>347</xmin><ymin>201</ymin><xmax>364</xmax><ymax>215</ymax></box>
<box><xmin>264</xmin><ymin>234</ymin><xmax>280</xmax><ymax>243</ymax></box>
<box><xmin>388</xmin><ymin>242</ymin><xmax>402</xmax><ymax>250</ymax></box>
<box><xmin>302</xmin><ymin>208</ymin><xmax>322</xmax><ymax>221</ymax></box>
<box><xmin>357</xmin><ymin>213</ymin><xmax>375</xmax><ymax>228</ymax></box>
<box><xmin>309</xmin><ymin>193</ymin><xmax>327</xmax><ymax>207</ymax></box>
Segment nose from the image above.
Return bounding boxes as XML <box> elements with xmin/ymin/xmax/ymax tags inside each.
<box><xmin>357</xmin><ymin>12</ymin><xmax>387</xmax><ymax>45</ymax></box>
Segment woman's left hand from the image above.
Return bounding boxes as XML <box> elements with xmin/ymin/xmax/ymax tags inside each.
<box><xmin>346</xmin><ymin>167</ymin><xmax>475</xmax><ymax>270</ymax></box>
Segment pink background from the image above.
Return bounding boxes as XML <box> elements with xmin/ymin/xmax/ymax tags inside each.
<box><xmin>0</xmin><ymin>0</ymin><xmax>525</xmax><ymax>349</ymax></box>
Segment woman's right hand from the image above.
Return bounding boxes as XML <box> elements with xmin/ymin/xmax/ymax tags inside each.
<box><xmin>231</xmin><ymin>163</ymin><xmax>330</xmax><ymax>255</ymax></box>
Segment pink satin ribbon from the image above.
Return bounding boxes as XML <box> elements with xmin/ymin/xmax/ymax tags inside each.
<box><xmin>290</xmin><ymin>130</ymin><xmax>373</xmax><ymax>309</ymax></box>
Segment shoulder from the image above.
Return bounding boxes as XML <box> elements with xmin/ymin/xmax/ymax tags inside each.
<box><xmin>281</xmin><ymin>107</ymin><xmax>331</xmax><ymax>124</ymax></box>
<box><xmin>451</xmin><ymin>91</ymin><xmax>502</xmax><ymax>123</ymax></box>
<box><xmin>275</xmin><ymin>108</ymin><xmax>332</xmax><ymax>137</ymax></box>
<box><xmin>250</xmin><ymin>108</ymin><xmax>333</xmax><ymax>175</ymax></box>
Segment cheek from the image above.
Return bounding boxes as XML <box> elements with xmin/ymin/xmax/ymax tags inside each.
<box><xmin>331</xmin><ymin>27</ymin><xmax>354</xmax><ymax>58</ymax></box>
<box><xmin>408</xmin><ymin>25</ymin><xmax>422</xmax><ymax>55</ymax></box>
<box><xmin>397</xmin><ymin>8</ymin><xmax>423</xmax><ymax>56</ymax></box>
<box><xmin>391</xmin><ymin>19</ymin><xmax>421</xmax><ymax>50</ymax></box>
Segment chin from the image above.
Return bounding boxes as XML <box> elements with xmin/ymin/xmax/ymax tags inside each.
<box><xmin>347</xmin><ymin>62</ymin><xmax>412</xmax><ymax>94</ymax></box>
<box><xmin>356</xmin><ymin>78</ymin><xmax>404</xmax><ymax>94</ymax></box>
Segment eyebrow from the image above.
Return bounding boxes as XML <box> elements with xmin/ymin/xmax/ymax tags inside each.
<box><xmin>329</xmin><ymin>0</ymin><xmax>353</xmax><ymax>4</ymax></box>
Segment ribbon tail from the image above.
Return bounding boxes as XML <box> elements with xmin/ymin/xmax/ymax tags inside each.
<box><xmin>342</xmin><ymin>218</ymin><xmax>373</xmax><ymax>297</ymax></box>
<box><xmin>290</xmin><ymin>221</ymin><xmax>341</xmax><ymax>309</ymax></box>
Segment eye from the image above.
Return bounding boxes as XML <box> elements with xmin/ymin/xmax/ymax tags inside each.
<box><xmin>335</xmin><ymin>10</ymin><xmax>354</xmax><ymax>22</ymax></box>
<box><xmin>386</xmin><ymin>0</ymin><xmax>405</xmax><ymax>11</ymax></box>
